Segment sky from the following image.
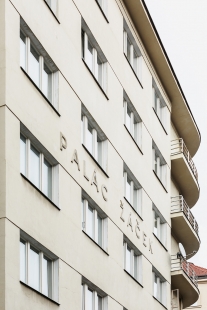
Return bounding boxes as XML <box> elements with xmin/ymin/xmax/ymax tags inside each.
<box><xmin>144</xmin><ymin>0</ymin><xmax>207</xmax><ymax>267</ymax></box>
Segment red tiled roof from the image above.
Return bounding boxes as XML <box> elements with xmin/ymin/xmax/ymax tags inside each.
<box><xmin>189</xmin><ymin>263</ymin><xmax>207</xmax><ymax>276</ymax></box>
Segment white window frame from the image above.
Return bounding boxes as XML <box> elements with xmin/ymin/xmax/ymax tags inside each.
<box><xmin>152</xmin><ymin>146</ymin><xmax>167</xmax><ymax>188</ymax></box>
<box><xmin>152</xmin><ymin>86</ymin><xmax>169</xmax><ymax>132</ymax></box>
<box><xmin>45</xmin><ymin>0</ymin><xmax>58</xmax><ymax>15</ymax></box>
<box><xmin>123</xmin><ymin>99</ymin><xmax>142</xmax><ymax>149</ymax></box>
<box><xmin>82</xmin><ymin>30</ymin><xmax>107</xmax><ymax>92</ymax></box>
<box><xmin>82</xmin><ymin>284</ymin><xmax>108</xmax><ymax>310</ymax></box>
<box><xmin>123</xmin><ymin>28</ymin><xmax>142</xmax><ymax>81</ymax></box>
<box><xmin>20</xmin><ymin>30</ymin><xmax>59</xmax><ymax>110</ymax></box>
<box><xmin>81</xmin><ymin>115</ymin><xmax>108</xmax><ymax>172</ymax></box>
<box><xmin>20</xmin><ymin>134</ymin><xmax>59</xmax><ymax>206</ymax></box>
<box><xmin>123</xmin><ymin>241</ymin><xmax>142</xmax><ymax>284</ymax></box>
<box><xmin>20</xmin><ymin>238</ymin><xmax>59</xmax><ymax>302</ymax></box>
<box><xmin>153</xmin><ymin>271</ymin><xmax>167</xmax><ymax>307</ymax></box>
<box><xmin>124</xmin><ymin>171</ymin><xmax>142</xmax><ymax>216</ymax></box>
<box><xmin>82</xmin><ymin>198</ymin><xmax>108</xmax><ymax>251</ymax></box>
<box><xmin>153</xmin><ymin>206</ymin><xmax>167</xmax><ymax>247</ymax></box>
<box><xmin>96</xmin><ymin>0</ymin><xmax>108</xmax><ymax>17</ymax></box>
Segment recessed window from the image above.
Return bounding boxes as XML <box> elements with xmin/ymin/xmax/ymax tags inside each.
<box><xmin>153</xmin><ymin>269</ymin><xmax>167</xmax><ymax>306</ymax></box>
<box><xmin>20</xmin><ymin>131</ymin><xmax>59</xmax><ymax>206</ymax></box>
<box><xmin>123</xmin><ymin>92</ymin><xmax>142</xmax><ymax>150</ymax></box>
<box><xmin>82</xmin><ymin>20</ymin><xmax>107</xmax><ymax>93</ymax></box>
<box><xmin>123</xmin><ymin>167</ymin><xmax>142</xmax><ymax>216</ymax></box>
<box><xmin>123</xmin><ymin>239</ymin><xmax>142</xmax><ymax>284</ymax></box>
<box><xmin>82</xmin><ymin>283</ymin><xmax>108</xmax><ymax>310</ymax></box>
<box><xmin>123</xmin><ymin>19</ymin><xmax>142</xmax><ymax>82</ymax></box>
<box><xmin>153</xmin><ymin>205</ymin><xmax>167</xmax><ymax>247</ymax></box>
<box><xmin>20</xmin><ymin>20</ymin><xmax>59</xmax><ymax>110</ymax></box>
<box><xmin>81</xmin><ymin>106</ymin><xmax>108</xmax><ymax>172</ymax></box>
<box><xmin>81</xmin><ymin>196</ymin><xmax>108</xmax><ymax>251</ymax></box>
<box><xmin>152</xmin><ymin>80</ymin><xmax>169</xmax><ymax>132</ymax></box>
<box><xmin>152</xmin><ymin>142</ymin><xmax>167</xmax><ymax>188</ymax></box>
<box><xmin>20</xmin><ymin>236</ymin><xmax>59</xmax><ymax>302</ymax></box>
<box><xmin>45</xmin><ymin>0</ymin><xmax>58</xmax><ymax>15</ymax></box>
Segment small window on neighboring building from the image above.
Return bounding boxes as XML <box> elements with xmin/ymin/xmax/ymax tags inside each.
<box><xmin>123</xmin><ymin>238</ymin><xmax>142</xmax><ymax>284</ymax></box>
<box><xmin>20</xmin><ymin>127</ymin><xmax>59</xmax><ymax>206</ymax></box>
<box><xmin>123</xmin><ymin>165</ymin><xmax>142</xmax><ymax>217</ymax></box>
<box><xmin>152</xmin><ymin>80</ymin><xmax>169</xmax><ymax>132</ymax></box>
<box><xmin>123</xmin><ymin>91</ymin><xmax>142</xmax><ymax>150</ymax></box>
<box><xmin>20</xmin><ymin>234</ymin><xmax>59</xmax><ymax>302</ymax></box>
<box><xmin>81</xmin><ymin>105</ymin><xmax>108</xmax><ymax>172</ymax></box>
<box><xmin>152</xmin><ymin>142</ymin><xmax>167</xmax><ymax>189</ymax></box>
<box><xmin>20</xmin><ymin>19</ymin><xmax>59</xmax><ymax>111</ymax></box>
<box><xmin>153</xmin><ymin>268</ymin><xmax>167</xmax><ymax>307</ymax></box>
<box><xmin>153</xmin><ymin>205</ymin><xmax>167</xmax><ymax>247</ymax></box>
<box><xmin>81</xmin><ymin>194</ymin><xmax>108</xmax><ymax>251</ymax></box>
<box><xmin>82</xmin><ymin>282</ymin><xmax>108</xmax><ymax>310</ymax></box>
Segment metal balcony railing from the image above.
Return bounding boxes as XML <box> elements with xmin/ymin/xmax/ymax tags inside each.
<box><xmin>171</xmin><ymin>139</ymin><xmax>198</xmax><ymax>180</ymax></box>
<box><xmin>171</xmin><ymin>196</ymin><xmax>199</xmax><ymax>236</ymax></box>
<box><xmin>171</xmin><ymin>254</ymin><xmax>198</xmax><ymax>288</ymax></box>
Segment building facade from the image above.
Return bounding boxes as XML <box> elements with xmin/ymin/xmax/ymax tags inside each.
<box><xmin>0</xmin><ymin>0</ymin><xmax>201</xmax><ymax>309</ymax></box>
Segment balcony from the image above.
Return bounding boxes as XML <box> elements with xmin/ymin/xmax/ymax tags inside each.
<box><xmin>171</xmin><ymin>139</ymin><xmax>199</xmax><ymax>207</ymax></box>
<box><xmin>171</xmin><ymin>254</ymin><xmax>199</xmax><ymax>308</ymax></box>
<box><xmin>171</xmin><ymin>196</ymin><xmax>200</xmax><ymax>259</ymax></box>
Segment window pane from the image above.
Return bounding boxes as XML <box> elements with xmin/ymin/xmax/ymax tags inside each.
<box><xmin>126</xmin><ymin>178</ymin><xmax>131</xmax><ymax>203</ymax></box>
<box><xmin>87</xmin><ymin>124</ymin><xmax>93</xmax><ymax>154</ymax></box>
<box><xmin>42</xmin><ymin>255</ymin><xmax>52</xmax><ymax>298</ymax></box>
<box><xmin>20</xmin><ymin>32</ymin><xmax>26</xmax><ymax>70</ymax></box>
<box><xmin>97</xmin><ymin>56</ymin><xmax>102</xmax><ymax>86</ymax></box>
<box><xmin>154</xmin><ymin>275</ymin><xmax>158</xmax><ymax>298</ymax></box>
<box><xmin>29</xmin><ymin>246</ymin><xmax>40</xmax><ymax>291</ymax></box>
<box><xmin>87</xmin><ymin>41</ymin><xmax>93</xmax><ymax>71</ymax></box>
<box><xmin>126</xmin><ymin>246</ymin><xmax>131</xmax><ymax>273</ymax></box>
<box><xmin>30</xmin><ymin>145</ymin><xmax>40</xmax><ymax>188</ymax></box>
<box><xmin>154</xmin><ymin>215</ymin><xmax>158</xmax><ymax>236</ymax></box>
<box><xmin>126</xmin><ymin>108</ymin><xmax>131</xmax><ymax>132</ymax></box>
<box><xmin>87</xmin><ymin>206</ymin><xmax>94</xmax><ymax>239</ymax></box>
<box><xmin>97</xmin><ymin>215</ymin><xmax>102</xmax><ymax>247</ymax></box>
<box><xmin>42</xmin><ymin>63</ymin><xmax>52</xmax><ymax>102</ymax></box>
<box><xmin>133</xmin><ymin>49</ymin><xmax>137</xmax><ymax>73</ymax></box>
<box><xmin>81</xmin><ymin>31</ymin><xmax>85</xmax><ymax>58</ymax></box>
<box><xmin>20</xmin><ymin>135</ymin><xmax>26</xmax><ymax>175</ymax></box>
<box><xmin>127</xmin><ymin>38</ymin><xmax>131</xmax><ymax>62</ymax></box>
<box><xmin>43</xmin><ymin>158</ymin><xmax>52</xmax><ymax>199</ymax></box>
<box><xmin>98</xmin><ymin>296</ymin><xmax>102</xmax><ymax>310</ymax></box>
<box><xmin>81</xmin><ymin>199</ymin><xmax>84</xmax><ymax>230</ymax></box>
<box><xmin>87</xmin><ymin>289</ymin><xmax>93</xmax><ymax>310</ymax></box>
<box><xmin>20</xmin><ymin>240</ymin><xmax>26</xmax><ymax>282</ymax></box>
<box><xmin>134</xmin><ymin>255</ymin><xmax>137</xmax><ymax>279</ymax></box>
<box><xmin>29</xmin><ymin>45</ymin><xmax>40</xmax><ymax>87</ymax></box>
<box><xmin>133</xmin><ymin>189</ymin><xmax>138</xmax><ymax>211</ymax></box>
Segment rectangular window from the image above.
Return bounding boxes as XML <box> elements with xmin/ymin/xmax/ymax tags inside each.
<box><xmin>81</xmin><ymin>197</ymin><xmax>108</xmax><ymax>251</ymax></box>
<box><xmin>153</xmin><ymin>270</ymin><xmax>167</xmax><ymax>306</ymax></box>
<box><xmin>152</xmin><ymin>143</ymin><xmax>167</xmax><ymax>188</ymax></box>
<box><xmin>20</xmin><ymin>25</ymin><xmax>59</xmax><ymax>110</ymax></box>
<box><xmin>123</xmin><ymin>240</ymin><xmax>142</xmax><ymax>284</ymax></box>
<box><xmin>81</xmin><ymin>22</ymin><xmax>107</xmax><ymax>92</ymax></box>
<box><xmin>81</xmin><ymin>112</ymin><xmax>108</xmax><ymax>172</ymax></box>
<box><xmin>20</xmin><ymin>133</ymin><xmax>59</xmax><ymax>206</ymax></box>
<box><xmin>82</xmin><ymin>283</ymin><xmax>107</xmax><ymax>310</ymax></box>
<box><xmin>152</xmin><ymin>82</ymin><xmax>169</xmax><ymax>132</ymax></box>
<box><xmin>123</xmin><ymin>170</ymin><xmax>142</xmax><ymax>216</ymax></box>
<box><xmin>123</xmin><ymin>94</ymin><xmax>142</xmax><ymax>150</ymax></box>
<box><xmin>45</xmin><ymin>0</ymin><xmax>58</xmax><ymax>15</ymax></box>
<box><xmin>123</xmin><ymin>20</ymin><xmax>142</xmax><ymax>82</ymax></box>
<box><xmin>153</xmin><ymin>205</ymin><xmax>167</xmax><ymax>247</ymax></box>
<box><xmin>96</xmin><ymin>0</ymin><xmax>107</xmax><ymax>16</ymax></box>
<box><xmin>20</xmin><ymin>237</ymin><xmax>59</xmax><ymax>302</ymax></box>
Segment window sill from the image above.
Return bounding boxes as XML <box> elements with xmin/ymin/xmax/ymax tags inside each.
<box><xmin>153</xmin><ymin>233</ymin><xmax>168</xmax><ymax>252</ymax></box>
<box><xmin>20</xmin><ymin>67</ymin><xmax>61</xmax><ymax>117</ymax></box>
<box><xmin>152</xmin><ymin>107</ymin><xmax>168</xmax><ymax>135</ymax></box>
<box><xmin>82</xmin><ymin>59</ymin><xmax>109</xmax><ymax>100</ymax></box>
<box><xmin>124</xmin><ymin>54</ymin><xmax>143</xmax><ymax>89</ymax></box>
<box><xmin>124</xmin><ymin>197</ymin><xmax>143</xmax><ymax>221</ymax></box>
<box><xmin>124</xmin><ymin>270</ymin><xmax>143</xmax><ymax>288</ymax></box>
<box><xmin>153</xmin><ymin>296</ymin><xmax>167</xmax><ymax>309</ymax></box>
<box><xmin>20</xmin><ymin>173</ymin><xmax>60</xmax><ymax>210</ymax></box>
<box><xmin>95</xmin><ymin>0</ymin><xmax>109</xmax><ymax>23</ymax></box>
<box><xmin>153</xmin><ymin>170</ymin><xmax>168</xmax><ymax>193</ymax></box>
<box><xmin>20</xmin><ymin>281</ymin><xmax>60</xmax><ymax>306</ymax></box>
<box><xmin>82</xmin><ymin>144</ymin><xmax>109</xmax><ymax>178</ymax></box>
<box><xmin>43</xmin><ymin>0</ymin><xmax>60</xmax><ymax>24</ymax></box>
<box><xmin>82</xmin><ymin>230</ymin><xmax>109</xmax><ymax>256</ymax></box>
<box><xmin>124</xmin><ymin>124</ymin><xmax>143</xmax><ymax>155</ymax></box>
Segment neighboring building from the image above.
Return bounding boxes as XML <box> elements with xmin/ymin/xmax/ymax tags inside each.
<box><xmin>186</xmin><ymin>264</ymin><xmax>207</xmax><ymax>309</ymax></box>
<box><xmin>0</xmin><ymin>0</ymin><xmax>201</xmax><ymax>309</ymax></box>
